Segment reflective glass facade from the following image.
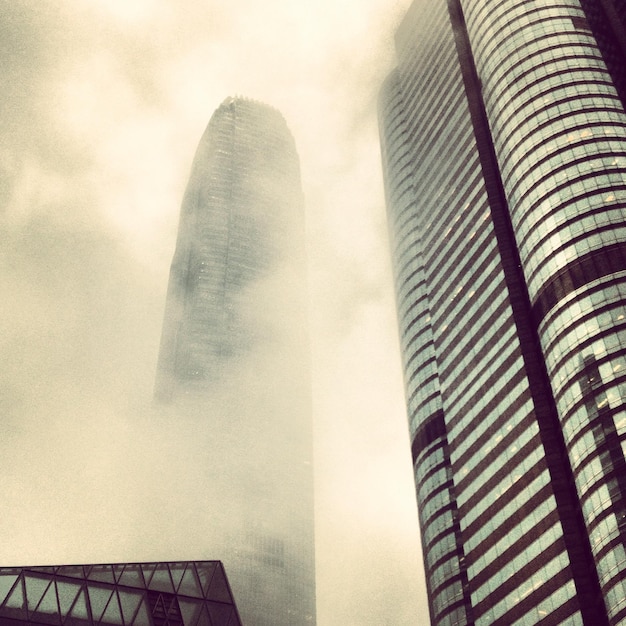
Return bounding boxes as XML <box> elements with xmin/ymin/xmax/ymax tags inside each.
<box><xmin>379</xmin><ymin>1</ymin><xmax>626</xmax><ymax>625</ymax></box>
<box><xmin>153</xmin><ymin>98</ymin><xmax>315</xmax><ymax>626</ymax></box>
<box><xmin>0</xmin><ymin>561</ymin><xmax>241</xmax><ymax>626</ymax></box>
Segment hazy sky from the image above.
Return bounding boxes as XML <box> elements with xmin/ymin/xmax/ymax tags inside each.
<box><xmin>0</xmin><ymin>1</ymin><xmax>428</xmax><ymax>623</ymax></box>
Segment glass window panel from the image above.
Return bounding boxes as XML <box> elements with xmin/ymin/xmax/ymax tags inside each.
<box><xmin>207</xmin><ymin>601</ymin><xmax>234</xmax><ymax>624</ymax></box>
<box><xmin>130</xmin><ymin>601</ymin><xmax>151</xmax><ymax>626</ymax></box>
<box><xmin>118</xmin><ymin>589</ymin><xmax>143</xmax><ymax>624</ymax></box>
<box><xmin>112</xmin><ymin>565</ymin><xmax>126</xmax><ymax>584</ymax></box>
<box><xmin>100</xmin><ymin>592</ymin><xmax>123</xmax><ymax>625</ymax></box>
<box><xmin>88</xmin><ymin>586</ymin><xmax>115</xmax><ymax>621</ymax></box>
<box><xmin>2</xmin><ymin>577</ymin><xmax>26</xmax><ymax>617</ymax></box>
<box><xmin>25</xmin><ymin>576</ymin><xmax>51</xmax><ymax>612</ymax></box>
<box><xmin>140</xmin><ymin>564</ymin><xmax>158</xmax><ymax>589</ymax></box>
<box><xmin>0</xmin><ymin>575</ymin><xmax>18</xmax><ymax>607</ymax></box>
<box><xmin>55</xmin><ymin>566</ymin><xmax>85</xmax><ymax>580</ymax></box>
<box><xmin>168</xmin><ymin>564</ymin><xmax>186</xmax><ymax>594</ymax></box>
<box><xmin>56</xmin><ymin>581</ymin><xmax>81</xmax><ymax>617</ymax></box>
<box><xmin>195</xmin><ymin>563</ymin><xmax>218</xmax><ymax>596</ymax></box>
<box><xmin>227</xmin><ymin>611</ymin><xmax>242</xmax><ymax>626</ymax></box>
<box><xmin>178</xmin><ymin>566</ymin><xmax>202</xmax><ymax>598</ymax></box>
<box><xmin>206</xmin><ymin>565</ymin><xmax>232</xmax><ymax>604</ymax></box>
<box><xmin>32</xmin><ymin>582</ymin><xmax>60</xmax><ymax>623</ymax></box>
<box><xmin>86</xmin><ymin>565</ymin><xmax>115</xmax><ymax>585</ymax></box>
<box><xmin>146</xmin><ymin>565</ymin><xmax>174</xmax><ymax>594</ymax></box>
<box><xmin>196</xmin><ymin>605</ymin><xmax>212</xmax><ymax>626</ymax></box>
<box><xmin>64</xmin><ymin>589</ymin><xmax>89</xmax><ymax>626</ymax></box>
<box><xmin>117</xmin><ymin>565</ymin><xmax>145</xmax><ymax>590</ymax></box>
<box><xmin>179</xmin><ymin>598</ymin><xmax>203</xmax><ymax>625</ymax></box>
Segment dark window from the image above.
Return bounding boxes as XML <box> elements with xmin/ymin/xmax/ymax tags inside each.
<box><xmin>571</xmin><ymin>16</ymin><xmax>591</xmax><ymax>32</ymax></box>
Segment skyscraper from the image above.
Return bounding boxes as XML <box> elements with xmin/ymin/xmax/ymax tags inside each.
<box><xmin>154</xmin><ymin>97</ymin><xmax>315</xmax><ymax>625</ymax></box>
<box><xmin>379</xmin><ymin>1</ymin><xmax>626</xmax><ymax>625</ymax></box>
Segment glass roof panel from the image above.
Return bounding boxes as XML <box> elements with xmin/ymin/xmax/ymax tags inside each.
<box><xmin>55</xmin><ymin>566</ymin><xmax>85</xmax><ymax>580</ymax></box>
<box><xmin>112</xmin><ymin>564</ymin><xmax>126</xmax><ymax>584</ymax></box>
<box><xmin>118</xmin><ymin>588</ymin><xmax>143</xmax><ymax>624</ymax></box>
<box><xmin>86</xmin><ymin>565</ymin><xmax>116</xmax><ymax>585</ymax></box>
<box><xmin>168</xmin><ymin>563</ymin><xmax>186</xmax><ymax>593</ymax></box>
<box><xmin>195</xmin><ymin>563</ymin><xmax>218</xmax><ymax>597</ymax></box>
<box><xmin>196</xmin><ymin>604</ymin><xmax>212</xmax><ymax>626</ymax></box>
<box><xmin>147</xmin><ymin>565</ymin><xmax>174</xmax><ymax>594</ymax></box>
<box><xmin>177</xmin><ymin>565</ymin><xmax>201</xmax><ymax>598</ymax></box>
<box><xmin>100</xmin><ymin>592</ymin><xmax>123</xmax><ymax>625</ymax></box>
<box><xmin>88</xmin><ymin>585</ymin><xmax>115</xmax><ymax>621</ymax></box>
<box><xmin>227</xmin><ymin>609</ymin><xmax>242</xmax><ymax>626</ymax></box>
<box><xmin>0</xmin><ymin>574</ymin><xmax>19</xmax><ymax>607</ymax></box>
<box><xmin>25</xmin><ymin>575</ymin><xmax>51</xmax><ymax>611</ymax></box>
<box><xmin>207</xmin><ymin>601</ymin><xmax>233</xmax><ymax>625</ymax></box>
<box><xmin>32</xmin><ymin>581</ymin><xmax>60</xmax><ymax>623</ymax></box>
<box><xmin>179</xmin><ymin>598</ymin><xmax>203</xmax><ymax>625</ymax></box>
<box><xmin>65</xmin><ymin>588</ymin><xmax>89</xmax><ymax>624</ymax></box>
<box><xmin>131</xmin><ymin>601</ymin><xmax>151</xmax><ymax>626</ymax></box>
<box><xmin>140</xmin><ymin>563</ymin><xmax>158</xmax><ymax>588</ymax></box>
<box><xmin>118</xmin><ymin>565</ymin><xmax>145</xmax><ymax>590</ymax></box>
<box><xmin>56</xmin><ymin>580</ymin><xmax>81</xmax><ymax>616</ymax></box>
<box><xmin>205</xmin><ymin>565</ymin><xmax>231</xmax><ymax>603</ymax></box>
<box><xmin>2</xmin><ymin>578</ymin><xmax>27</xmax><ymax>620</ymax></box>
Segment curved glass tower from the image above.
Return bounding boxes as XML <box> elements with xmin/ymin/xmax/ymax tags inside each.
<box><xmin>155</xmin><ymin>97</ymin><xmax>315</xmax><ymax>626</ymax></box>
<box><xmin>380</xmin><ymin>1</ymin><xmax>626</xmax><ymax>624</ymax></box>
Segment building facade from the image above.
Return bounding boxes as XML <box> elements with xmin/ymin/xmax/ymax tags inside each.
<box><xmin>0</xmin><ymin>560</ymin><xmax>242</xmax><ymax>626</ymax></box>
<box><xmin>379</xmin><ymin>1</ymin><xmax>626</xmax><ymax>624</ymax></box>
<box><xmin>154</xmin><ymin>98</ymin><xmax>315</xmax><ymax>625</ymax></box>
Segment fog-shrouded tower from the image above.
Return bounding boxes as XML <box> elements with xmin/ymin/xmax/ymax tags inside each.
<box><xmin>380</xmin><ymin>1</ymin><xmax>626</xmax><ymax>625</ymax></box>
<box><xmin>155</xmin><ymin>97</ymin><xmax>315</xmax><ymax>625</ymax></box>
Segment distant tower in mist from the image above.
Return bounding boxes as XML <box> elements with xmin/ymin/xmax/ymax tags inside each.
<box><xmin>155</xmin><ymin>96</ymin><xmax>306</xmax><ymax>398</ymax></box>
<box><xmin>155</xmin><ymin>97</ymin><xmax>315</xmax><ymax>625</ymax></box>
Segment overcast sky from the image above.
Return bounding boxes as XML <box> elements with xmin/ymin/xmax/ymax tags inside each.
<box><xmin>0</xmin><ymin>1</ymin><xmax>428</xmax><ymax>623</ymax></box>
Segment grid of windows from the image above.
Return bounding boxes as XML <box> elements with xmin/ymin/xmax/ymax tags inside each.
<box><xmin>379</xmin><ymin>4</ymin><xmax>473</xmax><ymax>623</ymax></box>
<box><xmin>380</xmin><ymin>0</ymin><xmax>585</xmax><ymax>623</ymax></box>
<box><xmin>461</xmin><ymin>1</ymin><xmax>626</xmax><ymax>621</ymax></box>
<box><xmin>379</xmin><ymin>0</ymin><xmax>626</xmax><ymax>624</ymax></box>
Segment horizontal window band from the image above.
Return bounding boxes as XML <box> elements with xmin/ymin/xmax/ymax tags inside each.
<box><xmin>434</xmin><ymin>596</ymin><xmax>470</xmax><ymax>623</ymax></box>
<box><xmin>525</xmin><ymin>222</ymin><xmax>626</xmax><ymax>292</ymax></box>
<box><xmin>465</xmin><ymin>485</ymin><xmax>555</xmax><ymax>571</ymax></box>
<box><xmin>412</xmin><ymin>410</ymin><xmax>448</xmax><ymax>463</ymax></box>
<box><xmin>532</xmin><ymin>242</ymin><xmax>626</xmax><ymax>324</ymax></box>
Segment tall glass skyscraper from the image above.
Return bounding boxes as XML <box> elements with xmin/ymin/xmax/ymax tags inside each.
<box><xmin>379</xmin><ymin>1</ymin><xmax>626</xmax><ymax>624</ymax></box>
<box><xmin>154</xmin><ymin>97</ymin><xmax>315</xmax><ymax>625</ymax></box>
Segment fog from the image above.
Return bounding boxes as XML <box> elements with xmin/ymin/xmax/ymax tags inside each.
<box><xmin>0</xmin><ymin>1</ymin><xmax>428</xmax><ymax>624</ymax></box>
